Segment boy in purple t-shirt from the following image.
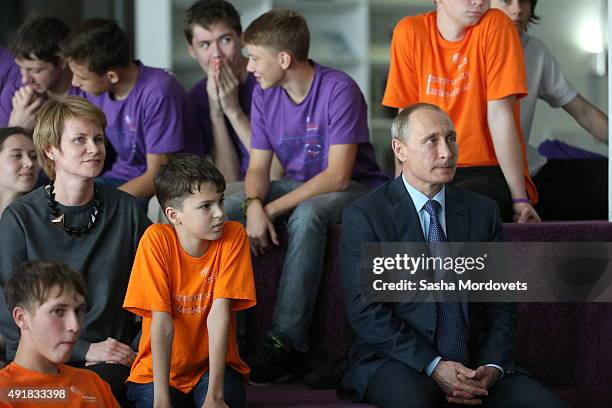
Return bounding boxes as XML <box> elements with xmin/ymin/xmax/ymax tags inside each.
<box><xmin>61</xmin><ymin>19</ymin><xmax>202</xmax><ymax>199</ymax></box>
<box><xmin>1</xmin><ymin>17</ymin><xmax>79</xmax><ymax>130</ymax></box>
<box><xmin>224</xmin><ymin>9</ymin><xmax>386</xmax><ymax>385</ymax></box>
<box><xmin>184</xmin><ymin>0</ymin><xmax>282</xmax><ymax>188</ymax></box>
<box><xmin>184</xmin><ymin>0</ymin><xmax>254</xmax><ymax>183</ymax></box>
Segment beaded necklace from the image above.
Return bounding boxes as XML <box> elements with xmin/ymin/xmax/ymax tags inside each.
<box><xmin>45</xmin><ymin>184</ymin><xmax>101</xmax><ymax>236</ymax></box>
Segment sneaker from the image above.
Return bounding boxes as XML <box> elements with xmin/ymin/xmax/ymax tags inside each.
<box><xmin>247</xmin><ymin>336</ymin><xmax>294</xmax><ymax>385</ymax></box>
<box><xmin>303</xmin><ymin>357</ymin><xmax>347</xmax><ymax>389</ymax></box>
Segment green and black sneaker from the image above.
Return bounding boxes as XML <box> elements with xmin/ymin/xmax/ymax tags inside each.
<box><xmin>247</xmin><ymin>336</ymin><xmax>294</xmax><ymax>385</ymax></box>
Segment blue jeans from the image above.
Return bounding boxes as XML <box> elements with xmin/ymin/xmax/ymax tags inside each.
<box><xmin>126</xmin><ymin>367</ymin><xmax>245</xmax><ymax>408</ymax></box>
<box><xmin>225</xmin><ymin>179</ymin><xmax>368</xmax><ymax>353</ymax></box>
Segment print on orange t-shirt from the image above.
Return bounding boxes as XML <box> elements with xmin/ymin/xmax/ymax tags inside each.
<box><xmin>0</xmin><ymin>362</ymin><xmax>119</xmax><ymax>407</ymax></box>
<box><xmin>123</xmin><ymin>221</ymin><xmax>256</xmax><ymax>393</ymax></box>
<box><xmin>383</xmin><ymin>9</ymin><xmax>537</xmax><ymax>203</ymax></box>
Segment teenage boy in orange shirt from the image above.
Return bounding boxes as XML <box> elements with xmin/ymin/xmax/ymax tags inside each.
<box><xmin>0</xmin><ymin>260</ymin><xmax>119</xmax><ymax>407</ymax></box>
<box><xmin>383</xmin><ymin>0</ymin><xmax>539</xmax><ymax>223</ymax></box>
<box><xmin>123</xmin><ymin>154</ymin><xmax>256</xmax><ymax>408</ymax></box>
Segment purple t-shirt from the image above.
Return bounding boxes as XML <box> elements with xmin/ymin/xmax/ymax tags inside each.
<box><xmin>0</xmin><ymin>47</ymin><xmax>22</xmax><ymax>126</ymax></box>
<box><xmin>251</xmin><ymin>63</ymin><xmax>385</xmax><ymax>189</ymax></box>
<box><xmin>189</xmin><ymin>73</ymin><xmax>257</xmax><ymax>178</ymax></box>
<box><xmin>85</xmin><ymin>62</ymin><xmax>202</xmax><ymax>181</ymax></box>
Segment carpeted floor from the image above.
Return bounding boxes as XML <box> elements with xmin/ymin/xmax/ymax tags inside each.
<box><xmin>246</xmin><ymin>382</ymin><xmax>374</xmax><ymax>407</ymax></box>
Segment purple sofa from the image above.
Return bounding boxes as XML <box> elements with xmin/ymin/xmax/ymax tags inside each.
<box><xmin>245</xmin><ymin>221</ymin><xmax>612</xmax><ymax>407</ymax></box>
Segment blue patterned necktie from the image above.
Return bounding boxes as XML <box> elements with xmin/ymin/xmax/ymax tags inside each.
<box><xmin>423</xmin><ymin>199</ymin><xmax>469</xmax><ymax>365</ymax></box>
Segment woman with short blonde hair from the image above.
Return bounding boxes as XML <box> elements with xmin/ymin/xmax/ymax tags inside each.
<box><xmin>0</xmin><ymin>96</ymin><xmax>150</xmax><ymax>404</ymax></box>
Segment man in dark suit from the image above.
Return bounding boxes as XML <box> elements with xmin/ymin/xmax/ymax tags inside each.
<box><xmin>341</xmin><ymin>103</ymin><xmax>566</xmax><ymax>407</ymax></box>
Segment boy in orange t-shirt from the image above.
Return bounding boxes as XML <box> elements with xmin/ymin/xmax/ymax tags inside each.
<box><xmin>123</xmin><ymin>153</ymin><xmax>256</xmax><ymax>408</ymax></box>
<box><xmin>383</xmin><ymin>0</ymin><xmax>539</xmax><ymax>223</ymax></box>
<box><xmin>0</xmin><ymin>260</ymin><xmax>119</xmax><ymax>407</ymax></box>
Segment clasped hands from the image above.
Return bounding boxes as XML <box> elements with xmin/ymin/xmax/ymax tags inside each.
<box><xmin>432</xmin><ymin>361</ymin><xmax>500</xmax><ymax>405</ymax></box>
<box><xmin>9</xmin><ymin>85</ymin><xmax>44</xmax><ymax>130</ymax></box>
<box><xmin>206</xmin><ymin>58</ymin><xmax>240</xmax><ymax>117</ymax></box>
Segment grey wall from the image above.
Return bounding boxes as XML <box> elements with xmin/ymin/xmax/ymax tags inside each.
<box><xmin>528</xmin><ymin>0</ymin><xmax>608</xmax><ymax>155</ymax></box>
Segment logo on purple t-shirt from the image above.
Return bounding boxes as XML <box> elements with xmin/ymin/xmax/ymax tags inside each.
<box><xmin>305</xmin><ymin>120</ymin><xmax>323</xmax><ymax>159</ymax></box>
<box><xmin>124</xmin><ymin>114</ymin><xmax>137</xmax><ymax>133</ymax></box>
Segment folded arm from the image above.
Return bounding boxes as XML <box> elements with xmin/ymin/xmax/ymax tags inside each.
<box><xmin>119</xmin><ymin>153</ymin><xmax>168</xmax><ymax>199</ymax></box>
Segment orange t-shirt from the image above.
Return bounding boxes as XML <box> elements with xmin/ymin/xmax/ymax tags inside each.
<box><xmin>123</xmin><ymin>221</ymin><xmax>256</xmax><ymax>393</ymax></box>
<box><xmin>383</xmin><ymin>9</ymin><xmax>537</xmax><ymax>203</ymax></box>
<box><xmin>0</xmin><ymin>362</ymin><xmax>119</xmax><ymax>407</ymax></box>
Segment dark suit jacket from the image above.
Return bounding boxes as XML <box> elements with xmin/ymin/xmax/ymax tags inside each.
<box><xmin>341</xmin><ymin>176</ymin><xmax>517</xmax><ymax>400</ymax></box>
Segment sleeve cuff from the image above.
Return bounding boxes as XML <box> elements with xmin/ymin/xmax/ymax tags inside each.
<box><xmin>70</xmin><ymin>338</ymin><xmax>91</xmax><ymax>362</ymax></box>
<box><xmin>425</xmin><ymin>356</ymin><xmax>442</xmax><ymax>376</ymax></box>
<box><xmin>555</xmin><ymin>89</ymin><xmax>578</xmax><ymax>109</ymax></box>
<box><xmin>485</xmin><ymin>363</ymin><xmax>505</xmax><ymax>380</ymax></box>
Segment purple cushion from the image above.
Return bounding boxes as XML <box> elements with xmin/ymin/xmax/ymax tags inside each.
<box><xmin>503</xmin><ymin>221</ymin><xmax>612</xmax><ymax>242</ymax></box>
<box><xmin>537</xmin><ymin>139</ymin><xmax>605</xmax><ymax>160</ymax></box>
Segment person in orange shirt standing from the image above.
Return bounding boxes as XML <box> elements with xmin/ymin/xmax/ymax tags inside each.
<box><xmin>383</xmin><ymin>0</ymin><xmax>540</xmax><ymax>223</ymax></box>
<box><xmin>123</xmin><ymin>153</ymin><xmax>256</xmax><ymax>408</ymax></box>
<box><xmin>0</xmin><ymin>260</ymin><xmax>119</xmax><ymax>407</ymax></box>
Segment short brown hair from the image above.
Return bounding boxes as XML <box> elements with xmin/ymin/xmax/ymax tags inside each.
<box><xmin>33</xmin><ymin>96</ymin><xmax>107</xmax><ymax>180</ymax></box>
<box><xmin>244</xmin><ymin>9</ymin><xmax>309</xmax><ymax>61</ymax></box>
<box><xmin>155</xmin><ymin>153</ymin><xmax>226</xmax><ymax>211</ymax></box>
<box><xmin>5</xmin><ymin>260</ymin><xmax>86</xmax><ymax>313</ymax></box>
<box><xmin>0</xmin><ymin>127</ymin><xmax>32</xmax><ymax>152</ymax></box>
<box><xmin>61</xmin><ymin>19</ymin><xmax>130</xmax><ymax>75</ymax></box>
<box><xmin>184</xmin><ymin>0</ymin><xmax>242</xmax><ymax>44</ymax></box>
<box><xmin>391</xmin><ymin>103</ymin><xmax>445</xmax><ymax>143</ymax></box>
<box><xmin>10</xmin><ymin>16</ymin><xmax>70</xmax><ymax>66</ymax></box>
<box><xmin>528</xmin><ymin>0</ymin><xmax>540</xmax><ymax>27</ymax></box>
